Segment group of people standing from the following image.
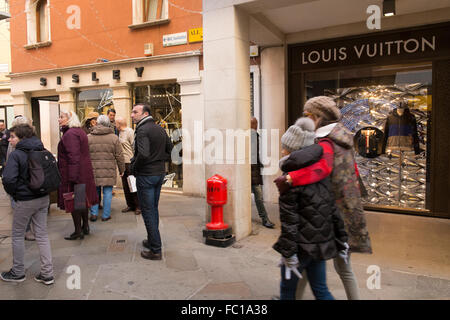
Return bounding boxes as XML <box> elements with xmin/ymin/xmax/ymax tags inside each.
<box><xmin>0</xmin><ymin>103</ymin><xmax>173</xmax><ymax>285</ymax></box>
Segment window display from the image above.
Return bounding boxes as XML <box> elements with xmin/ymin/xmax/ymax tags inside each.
<box><xmin>306</xmin><ymin>63</ymin><xmax>431</xmax><ymax>211</ymax></box>
<box><xmin>76</xmin><ymin>88</ymin><xmax>113</xmax><ymax>121</ymax></box>
<box><xmin>133</xmin><ymin>83</ymin><xmax>182</xmax><ymax>190</ymax></box>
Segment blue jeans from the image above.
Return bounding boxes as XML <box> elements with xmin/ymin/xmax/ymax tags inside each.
<box><xmin>136</xmin><ymin>175</ymin><xmax>165</xmax><ymax>254</ymax></box>
<box><xmin>280</xmin><ymin>256</ymin><xmax>335</xmax><ymax>300</ymax></box>
<box><xmin>90</xmin><ymin>186</ymin><xmax>113</xmax><ymax>218</ymax></box>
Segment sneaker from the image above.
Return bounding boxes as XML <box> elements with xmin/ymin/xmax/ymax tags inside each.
<box><xmin>34</xmin><ymin>274</ymin><xmax>54</xmax><ymax>285</ymax></box>
<box><xmin>0</xmin><ymin>269</ymin><xmax>26</xmax><ymax>283</ymax></box>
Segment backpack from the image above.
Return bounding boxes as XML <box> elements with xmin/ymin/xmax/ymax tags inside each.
<box><xmin>27</xmin><ymin>149</ymin><xmax>61</xmax><ymax>194</ymax></box>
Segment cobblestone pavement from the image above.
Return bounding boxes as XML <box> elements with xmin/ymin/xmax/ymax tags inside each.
<box><xmin>0</xmin><ymin>186</ymin><xmax>448</xmax><ymax>300</ymax></box>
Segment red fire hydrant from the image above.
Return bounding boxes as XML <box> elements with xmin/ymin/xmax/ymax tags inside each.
<box><xmin>206</xmin><ymin>174</ymin><xmax>228</xmax><ymax>230</ymax></box>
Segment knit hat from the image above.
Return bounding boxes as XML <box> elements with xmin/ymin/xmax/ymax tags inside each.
<box><xmin>303</xmin><ymin>96</ymin><xmax>341</xmax><ymax>123</ymax></box>
<box><xmin>281</xmin><ymin>117</ymin><xmax>316</xmax><ymax>152</ymax></box>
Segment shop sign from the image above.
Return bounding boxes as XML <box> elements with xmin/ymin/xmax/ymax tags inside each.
<box><xmin>163</xmin><ymin>32</ymin><xmax>188</xmax><ymax>47</ymax></box>
<box><xmin>289</xmin><ymin>23</ymin><xmax>450</xmax><ymax>72</ymax></box>
<box><xmin>189</xmin><ymin>28</ymin><xmax>203</xmax><ymax>43</ymax></box>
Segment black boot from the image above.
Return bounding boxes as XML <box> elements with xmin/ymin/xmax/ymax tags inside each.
<box><xmin>64</xmin><ymin>232</ymin><xmax>84</xmax><ymax>240</ymax></box>
<box><xmin>262</xmin><ymin>218</ymin><xmax>275</xmax><ymax>229</ymax></box>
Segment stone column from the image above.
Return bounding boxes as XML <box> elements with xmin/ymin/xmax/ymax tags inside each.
<box><xmin>112</xmin><ymin>85</ymin><xmax>132</xmax><ymax>126</ymax></box>
<box><xmin>179</xmin><ymin>77</ymin><xmax>205</xmax><ymax>197</ymax></box>
<box><xmin>57</xmin><ymin>90</ymin><xmax>76</xmax><ymax>113</ymax></box>
<box><xmin>203</xmin><ymin>5</ymin><xmax>251</xmax><ymax>240</ymax></box>
<box><xmin>261</xmin><ymin>47</ymin><xmax>286</xmax><ymax>203</ymax></box>
<box><xmin>11</xmin><ymin>93</ymin><xmax>31</xmax><ymax>118</ymax></box>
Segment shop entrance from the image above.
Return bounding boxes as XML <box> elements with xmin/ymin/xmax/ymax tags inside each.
<box><xmin>30</xmin><ymin>96</ymin><xmax>60</xmax><ymax>155</ymax></box>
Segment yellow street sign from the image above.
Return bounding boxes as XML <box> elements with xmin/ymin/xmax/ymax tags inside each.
<box><xmin>189</xmin><ymin>28</ymin><xmax>203</xmax><ymax>43</ymax></box>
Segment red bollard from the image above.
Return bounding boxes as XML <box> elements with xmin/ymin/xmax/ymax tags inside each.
<box><xmin>203</xmin><ymin>174</ymin><xmax>235</xmax><ymax>247</ymax></box>
<box><xmin>206</xmin><ymin>174</ymin><xmax>228</xmax><ymax>230</ymax></box>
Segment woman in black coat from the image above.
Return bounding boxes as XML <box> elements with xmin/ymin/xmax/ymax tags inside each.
<box><xmin>274</xmin><ymin>117</ymin><xmax>348</xmax><ymax>300</ymax></box>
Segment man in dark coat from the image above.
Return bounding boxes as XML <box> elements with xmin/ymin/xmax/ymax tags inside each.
<box><xmin>131</xmin><ymin>104</ymin><xmax>173</xmax><ymax>260</ymax></box>
<box><xmin>251</xmin><ymin>117</ymin><xmax>274</xmax><ymax>228</ymax></box>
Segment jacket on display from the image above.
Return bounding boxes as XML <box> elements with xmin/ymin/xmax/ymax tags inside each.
<box><xmin>354</xmin><ymin>126</ymin><xmax>384</xmax><ymax>158</ymax></box>
<box><xmin>382</xmin><ymin>108</ymin><xmax>420</xmax><ymax>154</ymax></box>
<box><xmin>273</xmin><ymin>143</ymin><xmax>348</xmax><ymax>260</ymax></box>
<box><xmin>2</xmin><ymin>136</ymin><xmax>48</xmax><ymax>201</ymax></box>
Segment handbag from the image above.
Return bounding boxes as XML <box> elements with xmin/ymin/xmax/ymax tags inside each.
<box><xmin>63</xmin><ymin>192</ymin><xmax>74</xmax><ymax>213</ymax></box>
<box><xmin>63</xmin><ymin>184</ymin><xmax>87</xmax><ymax>213</ymax></box>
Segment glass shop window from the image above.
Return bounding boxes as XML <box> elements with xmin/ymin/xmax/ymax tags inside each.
<box><xmin>133</xmin><ymin>83</ymin><xmax>182</xmax><ymax>190</ymax></box>
<box><xmin>305</xmin><ymin>63</ymin><xmax>431</xmax><ymax>211</ymax></box>
<box><xmin>76</xmin><ymin>88</ymin><xmax>114</xmax><ymax>121</ymax></box>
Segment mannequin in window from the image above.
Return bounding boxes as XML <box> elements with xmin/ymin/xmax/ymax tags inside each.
<box><xmin>382</xmin><ymin>102</ymin><xmax>420</xmax><ymax>155</ymax></box>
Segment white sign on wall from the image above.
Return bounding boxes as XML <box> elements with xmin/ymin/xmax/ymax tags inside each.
<box><xmin>0</xmin><ymin>64</ymin><xmax>8</xmax><ymax>72</ymax></box>
<box><xmin>163</xmin><ymin>32</ymin><xmax>188</xmax><ymax>47</ymax></box>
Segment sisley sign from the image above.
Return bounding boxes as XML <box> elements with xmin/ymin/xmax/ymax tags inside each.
<box><xmin>289</xmin><ymin>23</ymin><xmax>450</xmax><ymax>72</ymax></box>
<box><xmin>301</xmin><ymin>36</ymin><xmax>435</xmax><ymax>65</ymax></box>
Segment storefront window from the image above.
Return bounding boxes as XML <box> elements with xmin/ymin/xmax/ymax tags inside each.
<box><xmin>133</xmin><ymin>83</ymin><xmax>182</xmax><ymax>190</ymax></box>
<box><xmin>305</xmin><ymin>63</ymin><xmax>431</xmax><ymax>211</ymax></box>
<box><xmin>76</xmin><ymin>88</ymin><xmax>113</xmax><ymax>121</ymax></box>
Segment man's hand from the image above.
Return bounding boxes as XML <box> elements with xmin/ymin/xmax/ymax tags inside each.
<box><xmin>279</xmin><ymin>254</ymin><xmax>302</xmax><ymax>280</ymax></box>
<box><xmin>274</xmin><ymin>175</ymin><xmax>290</xmax><ymax>195</ymax></box>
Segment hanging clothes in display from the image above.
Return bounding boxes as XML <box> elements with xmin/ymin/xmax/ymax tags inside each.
<box><xmin>354</xmin><ymin>126</ymin><xmax>384</xmax><ymax>158</ymax></box>
<box><xmin>382</xmin><ymin>107</ymin><xmax>421</xmax><ymax>155</ymax></box>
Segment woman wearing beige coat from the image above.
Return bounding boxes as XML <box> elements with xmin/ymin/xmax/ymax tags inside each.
<box><xmin>88</xmin><ymin>115</ymin><xmax>125</xmax><ymax>221</ymax></box>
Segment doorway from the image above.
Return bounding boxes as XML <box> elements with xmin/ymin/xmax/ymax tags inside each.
<box><xmin>31</xmin><ymin>96</ymin><xmax>60</xmax><ymax>155</ymax></box>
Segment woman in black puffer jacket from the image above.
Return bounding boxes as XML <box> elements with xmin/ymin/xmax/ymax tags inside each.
<box><xmin>273</xmin><ymin>117</ymin><xmax>348</xmax><ymax>300</ymax></box>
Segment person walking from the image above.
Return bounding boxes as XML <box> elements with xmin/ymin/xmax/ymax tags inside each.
<box><xmin>0</xmin><ymin>124</ymin><xmax>54</xmax><ymax>285</ymax></box>
<box><xmin>0</xmin><ymin>119</ymin><xmax>10</xmax><ymax>175</ymax></box>
<box><xmin>130</xmin><ymin>103</ymin><xmax>173</xmax><ymax>261</ymax></box>
<box><xmin>116</xmin><ymin>116</ymin><xmax>140</xmax><ymax>215</ymax></box>
<box><xmin>57</xmin><ymin>110</ymin><xmax>98</xmax><ymax>240</ymax></box>
<box><xmin>274</xmin><ymin>96</ymin><xmax>372</xmax><ymax>300</ymax></box>
<box><xmin>251</xmin><ymin>117</ymin><xmax>274</xmax><ymax>228</ymax></box>
<box><xmin>88</xmin><ymin>115</ymin><xmax>125</xmax><ymax>222</ymax></box>
<box><xmin>274</xmin><ymin>117</ymin><xmax>348</xmax><ymax>300</ymax></box>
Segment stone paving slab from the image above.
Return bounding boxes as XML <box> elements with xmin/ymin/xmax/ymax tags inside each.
<box><xmin>0</xmin><ymin>186</ymin><xmax>448</xmax><ymax>300</ymax></box>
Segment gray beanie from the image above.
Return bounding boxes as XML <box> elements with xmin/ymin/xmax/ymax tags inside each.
<box><xmin>303</xmin><ymin>96</ymin><xmax>341</xmax><ymax>123</ymax></box>
<box><xmin>281</xmin><ymin>117</ymin><xmax>316</xmax><ymax>152</ymax></box>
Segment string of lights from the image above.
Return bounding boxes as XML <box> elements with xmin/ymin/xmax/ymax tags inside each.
<box><xmin>87</xmin><ymin>0</ymin><xmax>129</xmax><ymax>58</ymax></box>
<box><xmin>168</xmin><ymin>1</ymin><xmax>202</xmax><ymax>15</ymax></box>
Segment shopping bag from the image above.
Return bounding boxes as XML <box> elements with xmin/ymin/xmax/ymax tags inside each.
<box><xmin>127</xmin><ymin>175</ymin><xmax>137</xmax><ymax>193</ymax></box>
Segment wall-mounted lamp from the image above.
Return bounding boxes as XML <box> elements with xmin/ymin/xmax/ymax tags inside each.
<box><xmin>383</xmin><ymin>0</ymin><xmax>395</xmax><ymax>16</ymax></box>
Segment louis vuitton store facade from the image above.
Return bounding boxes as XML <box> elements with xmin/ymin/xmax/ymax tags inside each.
<box><xmin>288</xmin><ymin>22</ymin><xmax>450</xmax><ymax>218</ymax></box>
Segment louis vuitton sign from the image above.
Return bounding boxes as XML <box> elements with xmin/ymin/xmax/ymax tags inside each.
<box><xmin>289</xmin><ymin>22</ymin><xmax>450</xmax><ymax>72</ymax></box>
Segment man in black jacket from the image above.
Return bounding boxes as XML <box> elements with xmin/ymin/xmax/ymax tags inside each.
<box><xmin>131</xmin><ymin>104</ymin><xmax>173</xmax><ymax>260</ymax></box>
<box><xmin>1</xmin><ymin>124</ymin><xmax>54</xmax><ymax>285</ymax></box>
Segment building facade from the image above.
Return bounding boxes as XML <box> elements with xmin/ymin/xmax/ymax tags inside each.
<box><xmin>8</xmin><ymin>0</ymin><xmax>450</xmax><ymax>241</ymax></box>
<box><xmin>9</xmin><ymin>0</ymin><xmax>204</xmax><ymax>195</ymax></box>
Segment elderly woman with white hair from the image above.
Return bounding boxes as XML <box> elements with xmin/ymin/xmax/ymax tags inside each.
<box><xmin>58</xmin><ymin>110</ymin><xmax>98</xmax><ymax>240</ymax></box>
<box><xmin>87</xmin><ymin>114</ymin><xmax>124</xmax><ymax>222</ymax></box>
